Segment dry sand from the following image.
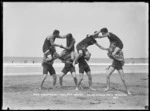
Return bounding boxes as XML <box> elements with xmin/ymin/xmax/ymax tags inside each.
<box><xmin>3</xmin><ymin>73</ymin><xmax>149</xmax><ymax>110</ymax></box>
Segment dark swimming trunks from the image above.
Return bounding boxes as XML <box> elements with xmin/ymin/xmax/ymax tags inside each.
<box><xmin>78</xmin><ymin>56</ymin><xmax>91</xmax><ymax>73</ymax></box>
<box><xmin>42</xmin><ymin>37</ymin><xmax>56</xmax><ymax>54</ymax></box>
<box><xmin>76</xmin><ymin>36</ymin><xmax>97</xmax><ymax>52</ymax></box>
<box><xmin>111</xmin><ymin>59</ymin><xmax>123</xmax><ymax>70</ymax></box>
<box><xmin>62</xmin><ymin>63</ymin><xmax>75</xmax><ymax>74</ymax></box>
<box><xmin>66</xmin><ymin>35</ymin><xmax>75</xmax><ymax>52</ymax></box>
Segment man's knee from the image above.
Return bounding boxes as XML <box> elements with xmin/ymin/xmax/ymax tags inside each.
<box><xmin>85</xmin><ymin>52</ymin><xmax>91</xmax><ymax>61</ymax></box>
<box><xmin>79</xmin><ymin>51</ymin><xmax>83</xmax><ymax>56</ymax></box>
<box><xmin>54</xmin><ymin>52</ymin><xmax>60</xmax><ymax>58</ymax></box>
<box><xmin>88</xmin><ymin>52</ymin><xmax>91</xmax><ymax>57</ymax></box>
<box><xmin>87</xmin><ymin>72</ymin><xmax>92</xmax><ymax>80</ymax></box>
<box><xmin>43</xmin><ymin>74</ymin><xmax>47</xmax><ymax>78</ymax></box>
<box><xmin>47</xmin><ymin>54</ymin><xmax>53</xmax><ymax>60</ymax></box>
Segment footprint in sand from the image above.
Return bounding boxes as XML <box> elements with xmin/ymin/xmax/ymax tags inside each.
<box><xmin>90</xmin><ymin>100</ymin><xmax>102</xmax><ymax>104</ymax></box>
<box><xmin>90</xmin><ymin>99</ymin><xmax>102</xmax><ymax>104</ymax></box>
<box><xmin>141</xmin><ymin>78</ymin><xmax>148</xmax><ymax>81</ymax></box>
<box><xmin>107</xmin><ymin>102</ymin><xmax>116</xmax><ymax>104</ymax></box>
<box><xmin>53</xmin><ymin>100</ymin><xmax>65</xmax><ymax>104</ymax></box>
<box><xmin>90</xmin><ymin>101</ymin><xmax>101</xmax><ymax>104</ymax></box>
<box><xmin>76</xmin><ymin>96</ymin><xmax>87</xmax><ymax>100</ymax></box>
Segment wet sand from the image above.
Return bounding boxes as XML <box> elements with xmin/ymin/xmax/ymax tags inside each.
<box><xmin>3</xmin><ymin>72</ymin><xmax>148</xmax><ymax>110</ymax></box>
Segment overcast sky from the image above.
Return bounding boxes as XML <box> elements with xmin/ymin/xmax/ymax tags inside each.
<box><xmin>3</xmin><ymin>2</ymin><xmax>148</xmax><ymax>58</ymax></box>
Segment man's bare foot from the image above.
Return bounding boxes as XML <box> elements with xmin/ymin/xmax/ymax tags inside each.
<box><xmin>127</xmin><ymin>91</ymin><xmax>132</xmax><ymax>95</ymax></box>
<box><xmin>104</xmin><ymin>87</ymin><xmax>110</xmax><ymax>92</ymax></box>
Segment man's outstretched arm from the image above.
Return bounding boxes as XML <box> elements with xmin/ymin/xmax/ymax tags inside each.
<box><xmin>95</xmin><ymin>42</ymin><xmax>109</xmax><ymax>51</ymax></box>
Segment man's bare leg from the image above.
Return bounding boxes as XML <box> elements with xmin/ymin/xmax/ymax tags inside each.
<box><xmin>86</xmin><ymin>71</ymin><xmax>96</xmax><ymax>90</ymax></box>
<box><xmin>104</xmin><ymin>67</ymin><xmax>115</xmax><ymax>91</ymax></box>
<box><xmin>78</xmin><ymin>73</ymin><xmax>84</xmax><ymax>89</ymax></box>
<box><xmin>52</xmin><ymin>74</ymin><xmax>57</xmax><ymax>89</ymax></box>
<box><xmin>59</xmin><ymin>72</ymin><xmax>67</xmax><ymax>87</ymax></box>
<box><xmin>39</xmin><ymin>74</ymin><xmax>47</xmax><ymax>90</ymax></box>
<box><xmin>118</xmin><ymin>69</ymin><xmax>131</xmax><ymax>95</ymax></box>
<box><xmin>71</xmin><ymin>72</ymin><xmax>79</xmax><ymax>90</ymax></box>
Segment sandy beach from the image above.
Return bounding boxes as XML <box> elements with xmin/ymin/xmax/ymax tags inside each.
<box><xmin>3</xmin><ymin>72</ymin><xmax>149</xmax><ymax>110</ymax></box>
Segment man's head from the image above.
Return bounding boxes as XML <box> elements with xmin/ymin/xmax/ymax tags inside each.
<box><xmin>67</xmin><ymin>33</ymin><xmax>72</xmax><ymax>38</ymax></box>
<box><xmin>53</xmin><ymin>30</ymin><xmax>60</xmax><ymax>37</ymax></box>
<box><xmin>86</xmin><ymin>34</ymin><xmax>90</xmax><ymax>37</ymax></box>
<box><xmin>100</xmin><ymin>28</ymin><xmax>108</xmax><ymax>35</ymax></box>
<box><xmin>66</xmin><ymin>33</ymin><xmax>73</xmax><ymax>43</ymax></box>
<box><xmin>109</xmin><ymin>42</ymin><xmax>116</xmax><ymax>53</ymax></box>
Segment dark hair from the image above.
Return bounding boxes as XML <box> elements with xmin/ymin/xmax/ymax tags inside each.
<box><xmin>67</xmin><ymin>33</ymin><xmax>73</xmax><ymax>40</ymax></box>
<box><xmin>53</xmin><ymin>30</ymin><xmax>60</xmax><ymax>35</ymax></box>
<box><xmin>100</xmin><ymin>28</ymin><xmax>108</xmax><ymax>33</ymax></box>
<box><xmin>66</xmin><ymin>33</ymin><xmax>73</xmax><ymax>46</ymax></box>
<box><xmin>67</xmin><ymin>33</ymin><xmax>72</xmax><ymax>38</ymax></box>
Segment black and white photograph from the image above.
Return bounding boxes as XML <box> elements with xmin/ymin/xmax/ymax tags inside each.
<box><xmin>3</xmin><ymin>2</ymin><xmax>149</xmax><ymax>110</ymax></box>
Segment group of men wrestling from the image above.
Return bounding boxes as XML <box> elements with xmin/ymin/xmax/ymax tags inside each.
<box><xmin>40</xmin><ymin>28</ymin><xmax>131</xmax><ymax>95</ymax></box>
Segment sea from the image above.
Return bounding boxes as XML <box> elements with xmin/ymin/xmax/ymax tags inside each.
<box><xmin>3</xmin><ymin>57</ymin><xmax>149</xmax><ymax>76</ymax></box>
<box><xmin>3</xmin><ymin>56</ymin><xmax>149</xmax><ymax>64</ymax></box>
